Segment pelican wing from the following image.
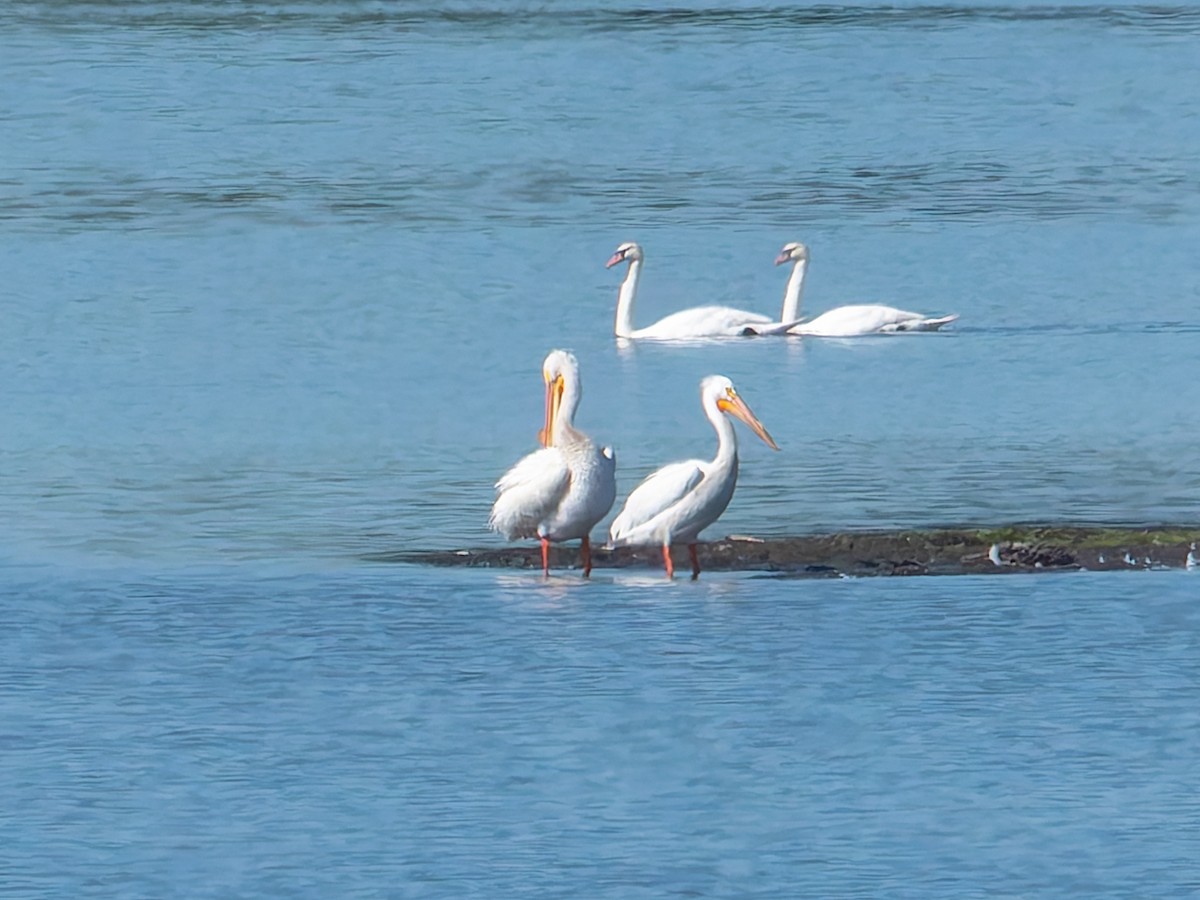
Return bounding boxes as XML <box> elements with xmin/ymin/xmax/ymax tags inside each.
<box><xmin>488</xmin><ymin>447</ymin><xmax>570</xmax><ymax>540</ymax></box>
<box><xmin>609</xmin><ymin>460</ymin><xmax>705</xmax><ymax>545</ymax></box>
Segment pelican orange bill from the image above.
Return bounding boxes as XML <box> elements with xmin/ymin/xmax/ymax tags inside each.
<box><xmin>539</xmin><ymin>372</ymin><xmax>565</xmax><ymax>447</ymax></box>
<box><xmin>717</xmin><ymin>389</ymin><xmax>780</xmax><ymax>451</ymax></box>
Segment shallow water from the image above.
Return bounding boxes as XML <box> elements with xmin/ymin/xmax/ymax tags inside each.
<box><xmin>3</xmin><ymin>563</ymin><xmax>1199</xmax><ymax>896</ymax></box>
<box><xmin>3</xmin><ymin>1</ymin><xmax>1199</xmax><ymax>894</ymax></box>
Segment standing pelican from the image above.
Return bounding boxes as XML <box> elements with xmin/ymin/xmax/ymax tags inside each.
<box><xmin>608</xmin><ymin>376</ymin><xmax>779</xmax><ymax>579</ymax></box>
<box><xmin>607</xmin><ymin>241</ymin><xmax>794</xmax><ymax>339</ymax></box>
<box><xmin>775</xmin><ymin>242</ymin><xmax>958</xmax><ymax>336</ymax></box>
<box><xmin>489</xmin><ymin>350</ymin><xmax>616</xmax><ymax>577</ymax></box>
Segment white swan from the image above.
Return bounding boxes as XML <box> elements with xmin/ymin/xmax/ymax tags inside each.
<box><xmin>489</xmin><ymin>349</ymin><xmax>617</xmax><ymax>577</ymax></box>
<box><xmin>775</xmin><ymin>242</ymin><xmax>958</xmax><ymax>336</ymax></box>
<box><xmin>608</xmin><ymin>375</ymin><xmax>779</xmax><ymax>579</ymax></box>
<box><xmin>606</xmin><ymin>241</ymin><xmax>793</xmax><ymax>339</ymax></box>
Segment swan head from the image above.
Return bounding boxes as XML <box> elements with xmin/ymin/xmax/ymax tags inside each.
<box><xmin>606</xmin><ymin>241</ymin><xmax>643</xmax><ymax>269</ymax></box>
<box><xmin>701</xmin><ymin>375</ymin><xmax>780</xmax><ymax>451</ymax></box>
<box><xmin>775</xmin><ymin>241</ymin><xmax>809</xmax><ymax>266</ymax></box>
<box><xmin>539</xmin><ymin>349</ymin><xmax>579</xmax><ymax>447</ymax></box>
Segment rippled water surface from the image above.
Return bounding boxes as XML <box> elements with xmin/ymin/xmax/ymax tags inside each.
<box><xmin>3</xmin><ymin>1</ymin><xmax>1199</xmax><ymax>894</ymax></box>
<box><xmin>3</xmin><ymin>564</ymin><xmax>1200</xmax><ymax>896</ymax></box>
<box><xmin>4</xmin><ymin>0</ymin><xmax>1200</xmax><ymax>562</ymax></box>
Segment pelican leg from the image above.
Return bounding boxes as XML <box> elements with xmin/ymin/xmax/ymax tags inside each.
<box><xmin>688</xmin><ymin>544</ymin><xmax>700</xmax><ymax>580</ymax></box>
<box><xmin>581</xmin><ymin>535</ymin><xmax>592</xmax><ymax>578</ymax></box>
<box><xmin>540</xmin><ymin>536</ymin><xmax>551</xmax><ymax>577</ymax></box>
<box><xmin>662</xmin><ymin>543</ymin><xmax>674</xmax><ymax>579</ymax></box>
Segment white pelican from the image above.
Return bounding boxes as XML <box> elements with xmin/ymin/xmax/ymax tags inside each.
<box><xmin>489</xmin><ymin>350</ymin><xmax>617</xmax><ymax>577</ymax></box>
<box><xmin>774</xmin><ymin>242</ymin><xmax>959</xmax><ymax>336</ymax></box>
<box><xmin>608</xmin><ymin>375</ymin><xmax>779</xmax><ymax>579</ymax></box>
<box><xmin>606</xmin><ymin>241</ymin><xmax>795</xmax><ymax>339</ymax></box>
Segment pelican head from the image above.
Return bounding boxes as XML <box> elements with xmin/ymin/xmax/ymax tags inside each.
<box><xmin>775</xmin><ymin>241</ymin><xmax>809</xmax><ymax>266</ymax></box>
<box><xmin>606</xmin><ymin>241</ymin><xmax>643</xmax><ymax>269</ymax></box>
<box><xmin>702</xmin><ymin>375</ymin><xmax>780</xmax><ymax>451</ymax></box>
<box><xmin>539</xmin><ymin>349</ymin><xmax>579</xmax><ymax>447</ymax></box>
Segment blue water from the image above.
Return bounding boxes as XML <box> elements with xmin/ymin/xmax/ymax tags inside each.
<box><xmin>3</xmin><ymin>1</ymin><xmax>1200</xmax><ymax>894</ymax></box>
<box><xmin>3</xmin><ymin>564</ymin><xmax>1199</xmax><ymax>896</ymax></box>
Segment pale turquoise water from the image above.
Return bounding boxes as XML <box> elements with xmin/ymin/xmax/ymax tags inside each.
<box><xmin>2</xmin><ymin>2</ymin><xmax>1199</xmax><ymax>895</ymax></box>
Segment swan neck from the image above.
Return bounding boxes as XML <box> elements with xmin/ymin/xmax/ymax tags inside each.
<box><xmin>614</xmin><ymin>259</ymin><xmax>641</xmax><ymax>338</ymax></box>
<box><xmin>781</xmin><ymin>259</ymin><xmax>808</xmax><ymax>322</ymax></box>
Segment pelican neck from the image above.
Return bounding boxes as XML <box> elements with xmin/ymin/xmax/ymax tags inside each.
<box><xmin>551</xmin><ymin>370</ymin><xmax>583</xmax><ymax>445</ymax></box>
<box><xmin>705</xmin><ymin>399</ymin><xmax>739</xmax><ymax>467</ymax></box>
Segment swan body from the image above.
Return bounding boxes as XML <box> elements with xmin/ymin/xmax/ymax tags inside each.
<box><xmin>793</xmin><ymin>304</ymin><xmax>959</xmax><ymax>336</ymax></box>
<box><xmin>608</xmin><ymin>375</ymin><xmax>779</xmax><ymax>579</ymax></box>
<box><xmin>775</xmin><ymin>242</ymin><xmax>959</xmax><ymax>337</ymax></box>
<box><xmin>489</xmin><ymin>349</ymin><xmax>616</xmax><ymax>576</ymax></box>
<box><xmin>607</xmin><ymin>242</ymin><xmax>787</xmax><ymax>339</ymax></box>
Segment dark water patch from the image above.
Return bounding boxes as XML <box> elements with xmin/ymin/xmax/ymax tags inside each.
<box><xmin>8</xmin><ymin>3</ymin><xmax>1200</xmax><ymax>36</ymax></box>
<box><xmin>958</xmin><ymin>321</ymin><xmax>1200</xmax><ymax>336</ymax></box>
<box><xmin>5</xmin><ymin>159</ymin><xmax>1195</xmax><ymax>230</ymax></box>
<box><xmin>577</xmin><ymin>5</ymin><xmax>1200</xmax><ymax>37</ymax></box>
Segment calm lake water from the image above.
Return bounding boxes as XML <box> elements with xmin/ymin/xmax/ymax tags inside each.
<box><xmin>2</xmin><ymin>1</ymin><xmax>1199</xmax><ymax>894</ymax></box>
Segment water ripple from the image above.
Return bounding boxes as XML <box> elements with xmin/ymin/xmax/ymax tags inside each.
<box><xmin>4</xmin><ymin>159</ymin><xmax>1196</xmax><ymax>230</ymax></box>
<box><xmin>3</xmin><ymin>566</ymin><xmax>1199</xmax><ymax>895</ymax></box>
<box><xmin>8</xmin><ymin>3</ymin><xmax>1200</xmax><ymax>35</ymax></box>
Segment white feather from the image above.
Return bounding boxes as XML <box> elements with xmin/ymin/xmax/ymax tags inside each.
<box><xmin>488</xmin><ymin>350</ymin><xmax>616</xmax><ymax>562</ymax></box>
<box><xmin>608</xmin><ymin>241</ymin><xmax>777</xmax><ymax>340</ymax></box>
<box><xmin>630</xmin><ymin>306</ymin><xmax>774</xmax><ymax>340</ymax></box>
<box><xmin>775</xmin><ymin>242</ymin><xmax>958</xmax><ymax>337</ymax></box>
<box><xmin>608</xmin><ymin>461</ymin><xmax>706</xmax><ymax>545</ymax></box>
<box><xmin>793</xmin><ymin>304</ymin><xmax>959</xmax><ymax>336</ymax></box>
<box><xmin>488</xmin><ymin>448</ymin><xmax>570</xmax><ymax>541</ymax></box>
<box><xmin>606</xmin><ymin>375</ymin><xmax>777</xmax><ymax>573</ymax></box>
